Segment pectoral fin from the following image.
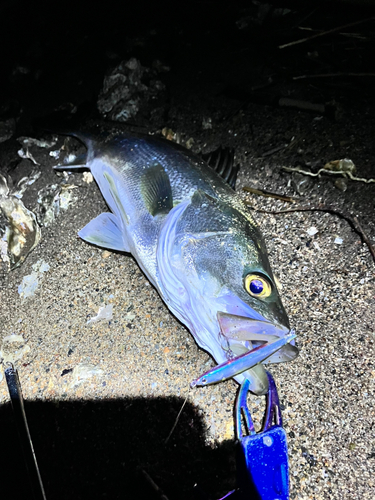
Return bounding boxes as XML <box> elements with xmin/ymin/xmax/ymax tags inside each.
<box><xmin>140</xmin><ymin>164</ymin><xmax>173</xmax><ymax>216</ymax></box>
<box><xmin>78</xmin><ymin>213</ymin><xmax>129</xmax><ymax>252</ymax></box>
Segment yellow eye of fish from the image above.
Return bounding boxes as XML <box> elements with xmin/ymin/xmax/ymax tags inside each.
<box><xmin>244</xmin><ymin>274</ymin><xmax>272</xmax><ymax>298</ymax></box>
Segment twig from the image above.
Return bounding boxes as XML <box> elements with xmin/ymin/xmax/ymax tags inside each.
<box><xmin>291</xmin><ymin>9</ymin><xmax>317</xmax><ymax>31</ymax></box>
<box><xmin>293</xmin><ymin>72</ymin><xmax>375</xmax><ymax>80</ymax></box>
<box><xmin>261</xmin><ymin>143</ymin><xmax>289</xmax><ymax>157</ymax></box>
<box><xmin>141</xmin><ymin>469</ymin><xmax>170</xmax><ymax>500</ymax></box>
<box><xmin>243</xmin><ymin>186</ymin><xmax>299</xmax><ymax>203</ymax></box>
<box><xmin>164</xmin><ymin>388</ymin><xmax>190</xmax><ymax>444</ymax></box>
<box><xmin>246</xmin><ymin>203</ymin><xmax>375</xmax><ymax>264</ymax></box>
<box><xmin>278</xmin><ymin>97</ymin><xmax>326</xmax><ymax>115</ymax></box>
<box><xmin>352</xmin><ymin>215</ymin><xmax>375</xmax><ymax>263</ymax></box>
<box><xmin>279</xmin><ymin>17</ymin><xmax>375</xmax><ymax>49</ymax></box>
<box><xmin>298</xmin><ymin>28</ymin><xmax>370</xmax><ymax>41</ymax></box>
<box><xmin>217</xmin><ymin>490</ymin><xmax>237</xmax><ymax>500</ymax></box>
<box><xmin>261</xmin><ymin>136</ymin><xmax>300</xmax><ymax>157</ymax></box>
<box><xmin>282</xmin><ymin>166</ymin><xmax>375</xmax><ymax>184</ymax></box>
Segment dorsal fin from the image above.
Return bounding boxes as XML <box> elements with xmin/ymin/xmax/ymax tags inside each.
<box><xmin>140</xmin><ymin>164</ymin><xmax>173</xmax><ymax>216</ymax></box>
<box><xmin>201</xmin><ymin>147</ymin><xmax>240</xmax><ymax>190</ymax></box>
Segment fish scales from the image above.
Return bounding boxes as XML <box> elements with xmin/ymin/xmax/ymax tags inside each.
<box><xmin>58</xmin><ymin>123</ymin><xmax>298</xmax><ymax>394</ymax></box>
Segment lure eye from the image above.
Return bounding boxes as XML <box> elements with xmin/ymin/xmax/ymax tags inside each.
<box><xmin>244</xmin><ymin>274</ymin><xmax>272</xmax><ymax>299</ymax></box>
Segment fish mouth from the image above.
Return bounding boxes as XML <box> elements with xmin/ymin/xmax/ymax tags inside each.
<box><xmin>216</xmin><ymin>311</ymin><xmax>299</xmax><ymax>395</ymax></box>
<box><xmin>217</xmin><ymin>311</ymin><xmax>289</xmax><ymax>340</ymax></box>
<box><xmin>217</xmin><ymin>311</ymin><xmax>299</xmax><ymax>365</ymax></box>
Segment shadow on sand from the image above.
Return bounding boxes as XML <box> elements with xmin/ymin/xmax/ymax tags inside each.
<box><xmin>0</xmin><ymin>395</ymin><xmax>238</xmax><ymax>500</ymax></box>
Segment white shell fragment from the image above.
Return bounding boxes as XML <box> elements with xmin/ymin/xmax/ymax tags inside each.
<box><xmin>14</xmin><ymin>170</ymin><xmax>41</xmax><ymax>198</ymax></box>
<box><xmin>37</xmin><ymin>184</ymin><xmax>78</xmax><ymax>226</ymax></box>
<box><xmin>18</xmin><ymin>259</ymin><xmax>50</xmax><ymax>299</ymax></box>
<box><xmin>87</xmin><ymin>304</ymin><xmax>113</xmax><ymax>324</ymax></box>
<box><xmin>334</xmin><ymin>237</ymin><xmax>343</xmax><ymax>245</ymax></box>
<box><xmin>69</xmin><ymin>363</ymin><xmax>104</xmax><ymax>388</ymax></box>
<box><xmin>307</xmin><ymin>226</ymin><xmax>319</xmax><ymax>236</ymax></box>
<box><xmin>17</xmin><ymin>136</ymin><xmax>58</xmax><ymax>149</ymax></box>
<box><xmin>0</xmin><ymin>334</ymin><xmax>31</xmax><ymax>364</ymax></box>
<box><xmin>0</xmin><ymin>239</ymin><xmax>10</xmax><ymax>267</ymax></box>
<box><xmin>0</xmin><ymin>173</ymin><xmax>41</xmax><ymax>270</ymax></box>
<box><xmin>82</xmin><ymin>172</ymin><xmax>94</xmax><ymax>184</ymax></box>
<box><xmin>17</xmin><ymin>147</ymin><xmax>39</xmax><ymax>165</ymax></box>
<box><xmin>59</xmin><ymin>184</ymin><xmax>78</xmax><ymax>210</ymax></box>
<box><xmin>64</xmin><ymin>153</ymin><xmax>78</xmax><ymax>165</ymax></box>
<box><xmin>202</xmin><ymin>117</ymin><xmax>213</xmax><ymax>129</ymax></box>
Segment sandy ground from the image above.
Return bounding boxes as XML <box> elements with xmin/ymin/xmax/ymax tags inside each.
<box><xmin>1</xmin><ymin>101</ymin><xmax>374</xmax><ymax>499</ymax></box>
<box><xmin>0</xmin><ymin>3</ymin><xmax>374</xmax><ymax>499</ymax></box>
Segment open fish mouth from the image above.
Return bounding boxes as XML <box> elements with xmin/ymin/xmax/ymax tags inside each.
<box><xmin>217</xmin><ymin>311</ymin><xmax>299</xmax><ymax>365</ymax></box>
<box><xmin>190</xmin><ymin>313</ymin><xmax>298</xmax><ymax>391</ymax></box>
<box><xmin>217</xmin><ymin>311</ymin><xmax>289</xmax><ymax>340</ymax></box>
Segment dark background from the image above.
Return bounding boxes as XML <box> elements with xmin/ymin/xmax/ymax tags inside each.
<box><xmin>1</xmin><ymin>0</ymin><xmax>375</xmax><ymax>132</ymax></box>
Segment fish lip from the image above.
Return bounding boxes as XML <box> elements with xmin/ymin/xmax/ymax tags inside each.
<box><xmin>217</xmin><ymin>310</ymin><xmax>290</xmax><ymax>341</ymax></box>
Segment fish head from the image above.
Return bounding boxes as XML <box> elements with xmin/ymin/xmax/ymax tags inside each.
<box><xmin>157</xmin><ymin>190</ymin><xmax>298</xmax><ymax>394</ymax></box>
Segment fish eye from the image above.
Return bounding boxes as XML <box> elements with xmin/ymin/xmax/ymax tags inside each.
<box><xmin>244</xmin><ymin>274</ymin><xmax>272</xmax><ymax>299</ymax></box>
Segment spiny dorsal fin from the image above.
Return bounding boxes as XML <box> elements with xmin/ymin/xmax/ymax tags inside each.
<box><xmin>201</xmin><ymin>147</ymin><xmax>239</xmax><ymax>190</ymax></box>
<box><xmin>141</xmin><ymin>163</ymin><xmax>173</xmax><ymax>216</ymax></box>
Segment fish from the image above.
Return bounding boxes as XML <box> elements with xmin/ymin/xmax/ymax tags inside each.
<box><xmin>56</xmin><ymin>122</ymin><xmax>298</xmax><ymax>394</ymax></box>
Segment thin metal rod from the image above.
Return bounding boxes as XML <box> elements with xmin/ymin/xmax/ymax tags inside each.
<box><xmin>4</xmin><ymin>363</ymin><xmax>47</xmax><ymax>500</ymax></box>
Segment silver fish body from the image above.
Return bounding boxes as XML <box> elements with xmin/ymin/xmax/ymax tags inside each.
<box><xmin>58</xmin><ymin>124</ymin><xmax>298</xmax><ymax>394</ymax></box>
